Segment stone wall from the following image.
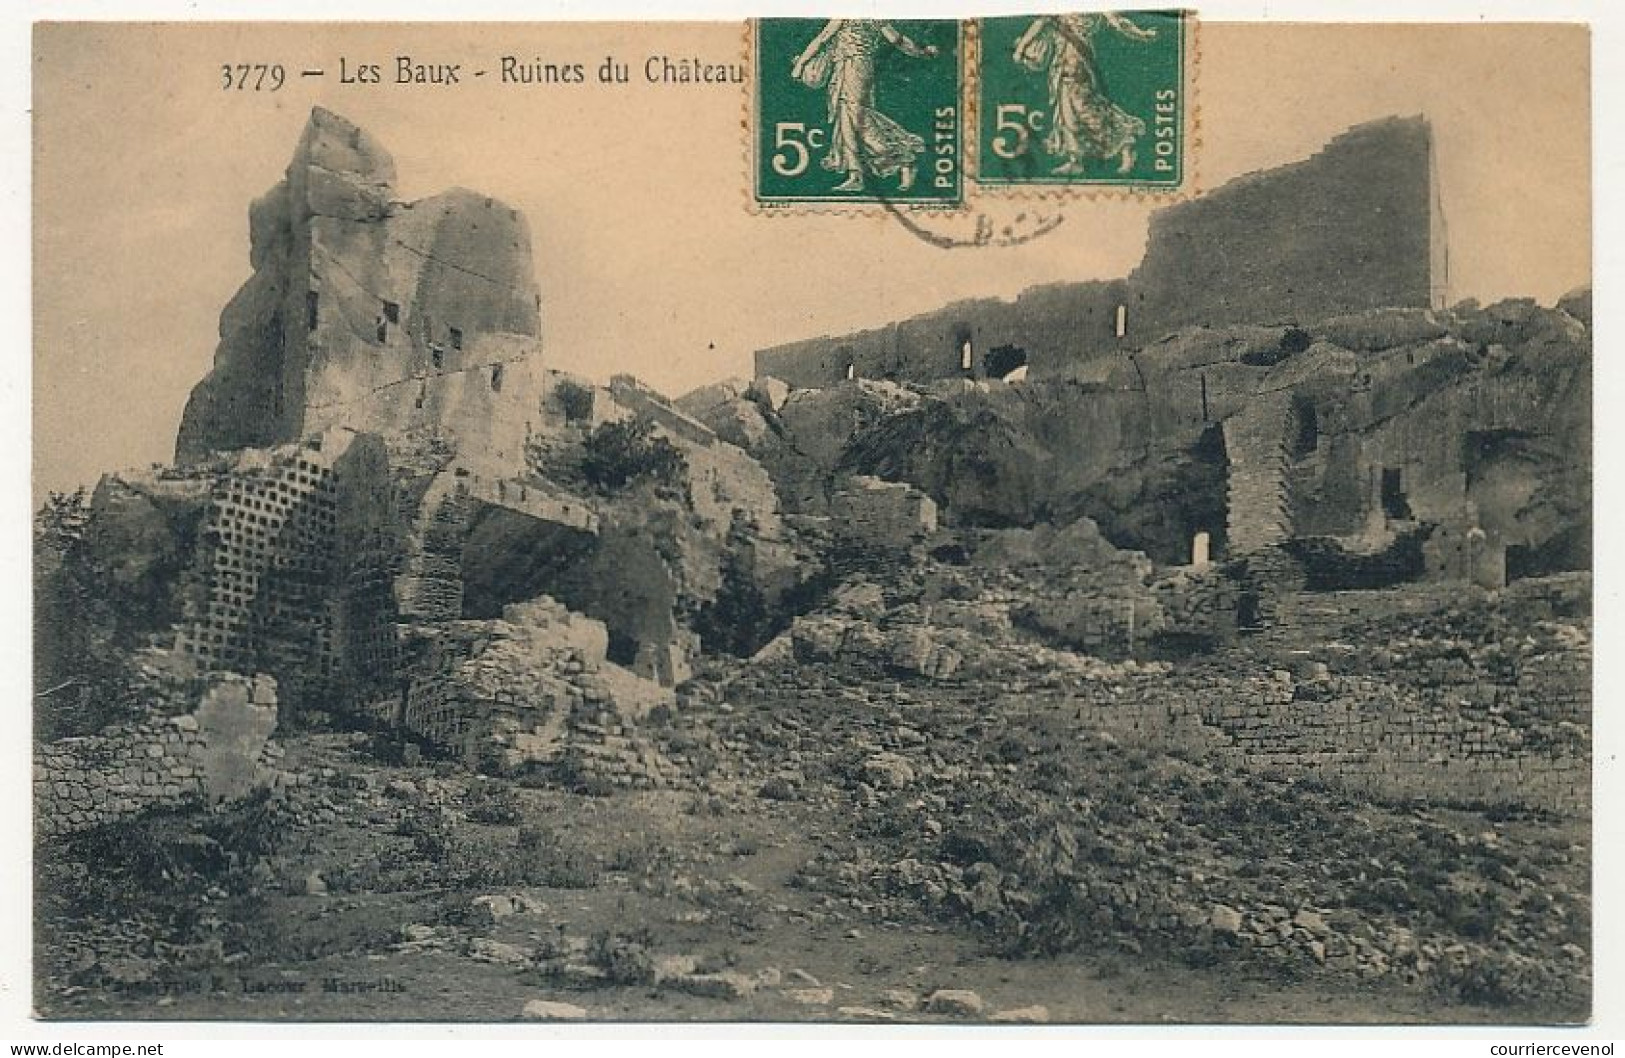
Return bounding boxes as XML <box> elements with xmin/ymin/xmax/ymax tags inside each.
<box><xmin>359</xmin><ymin>597</ymin><xmax>680</xmax><ymax>788</ymax></box>
<box><xmin>1063</xmin><ymin>672</ymin><xmax>1586</xmax><ymax>817</ymax></box>
<box><xmin>1223</xmin><ymin>392</ymin><xmax>1293</xmax><ymax>555</ymax></box>
<box><xmin>1065</xmin><ymin>576</ymin><xmax>1591</xmax><ymax>816</ymax></box>
<box><xmin>34</xmin><ymin>675</ymin><xmax>282</xmax><ymax>839</ymax></box>
<box><xmin>755</xmin><ymin>117</ymin><xmax>1436</xmax><ymax>388</ymax></box>
<box><xmin>828</xmin><ymin>477</ymin><xmax>938</xmax><ymax>548</ymax></box>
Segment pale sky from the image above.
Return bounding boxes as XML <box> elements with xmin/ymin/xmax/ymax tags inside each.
<box><xmin>32</xmin><ymin>21</ymin><xmax>1590</xmax><ymax>502</ymax></box>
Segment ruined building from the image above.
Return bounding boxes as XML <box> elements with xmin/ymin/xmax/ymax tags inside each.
<box><xmin>39</xmin><ymin>107</ymin><xmax>799</xmax><ymax>791</ymax></box>
<box><xmin>176</xmin><ymin>106</ymin><xmax>546</xmax><ymax>474</ymax></box>
<box><xmin>755</xmin><ymin>116</ymin><xmax>1445</xmax><ymax>386</ymax></box>
<box><xmin>721</xmin><ymin>116</ymin><xmax>1587</xmax><ymax>602</ymax></box>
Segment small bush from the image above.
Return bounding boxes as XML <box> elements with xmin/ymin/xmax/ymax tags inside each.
<box><xmin>606</xmin><ymin>835</ymin><xmax>675</xmax><ymax>876</ymax></box>
<box><xmin>511</xmin><ymin>824</ymin><xmax>602</xmax><ymax>889</ymax></box>
<box><xmin>579</xmin><ymin>419</ymin><xmax>688</xmax><ymax>497</ymax></box>
<box><xmin>464</xmin><ymin>778</ymin><xmax>522</xmax><ymax>824</ymax></box>
<box><xmin>587</xmin><ymin>927</ymin><xmax>658</xmax><ymax>985</ymax></box>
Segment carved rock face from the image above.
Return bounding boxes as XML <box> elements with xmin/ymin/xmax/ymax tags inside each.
<box><xmin>176</xmin><ymin>107</ymin><xmax>543</xmax><ymax>465</ymax></box>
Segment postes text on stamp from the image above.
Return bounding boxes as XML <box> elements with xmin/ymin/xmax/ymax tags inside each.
<box><xmin>976</xmin><ymin>11</ymin><xmax>1187</xmax><ymax>189</ymax></box>
<box><xmin>753</xmin><ymin>18</ymin><xmax>963</xmax><ymax>206</ymax></box>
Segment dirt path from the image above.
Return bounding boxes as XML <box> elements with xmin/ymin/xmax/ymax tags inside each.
<box><xmin>43</xmin><ymin>766</ymin><xmax>1556</xmax><ymax>1025</ymax></box>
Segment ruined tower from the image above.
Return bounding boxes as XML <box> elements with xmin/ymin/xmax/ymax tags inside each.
<box><xmin>754</xmin><ymin>116</ymin><xmax>1441</xmax><ymax>387</ymax></box>
<box><xmin>175</xmin><ymin>106</ymin><xmax>545</xmax><ymax>473</ymax></box>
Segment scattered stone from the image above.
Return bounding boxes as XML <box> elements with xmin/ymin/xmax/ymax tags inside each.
<box><xmin>666</xmin><ymin>971</ymin><xmax>757</xmax><ymax>1000</ymax></box>
<box><xmin>787</xmin><ymin>968</ymin><xmax>822</xmax><ymax>987</ymax></box>
<box><xmin>469</xmin><ymin>938</ymin><xmax>530</xmax><ymax>966</ymax></box>
<box><xmin>862</xmin><ymin>752</ymin><xmax>916</xmax><ymax>789</ymax></box>
<box><xmin>877</xmin><ymin>988</ymin><xmax>918</xmax><ymax>1011</ymax></box>
<box><xmin>786</xmin><ymin>987</ymin><xmax>835</xmax><ymax>1006</ymax></box>
<box><xmin>522</xmin><ymin>999</ymin><xmax>588</xmax><ymax>1021</ymax></box>
<box><xmin>654</xmin><ymin>954</ymin><xmax>699</xmax><ymax>981</ymax></box>
<box><xmin>1210</xmin><ymin>904</ymin><xmax>1244</xmax><ymax>933</ymax></box>
<box><xmin>471</xmin><ymin>893</ymin><xmax>537</xmax><ymax>921</ymax></box>
<box><xmin>837</xmin><ymin>1006</ymin><xmax>897</xmax><ymax>1021</ymax></box>
<box><xmin>925</xmin><ymin>989</ymin><xmax>985</xmax><ymax>1016</ymax></box>
<box><xmin>991</xmin><ymin>1005</ymin><xmax>1051</xmax><ymax>1023</ymax></box>
<box><xmin>556</xmin><ymin>963</ymin><xmax>609</xmax><ymax>987</ymax></box>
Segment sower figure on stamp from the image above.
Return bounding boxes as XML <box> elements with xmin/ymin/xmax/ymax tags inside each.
<box><xmin>1013</xmin><ymin>12</ymin><xmax>1156</xmax><ymax>176</ymax></box>
<box><xmin>792</xmin><ymin>19</ymin><xmax>939</xmax><ymax>193</ymax></box>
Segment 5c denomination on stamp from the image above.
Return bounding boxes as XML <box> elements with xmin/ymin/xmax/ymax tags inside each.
<box><xmin>975</xmin><ymin>11</ymin><xmax>1188</xmax><ymax>190</ymax></box>
<box><xmin>753</xmin><ymin>18</ymin><xmax>963</xmax><ymax>207</ymax></box>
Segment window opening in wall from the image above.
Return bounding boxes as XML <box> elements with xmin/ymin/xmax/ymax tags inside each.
<box><xmin>961</xmin><ymin>339</ymin><xmax>973</xmax><ymax>372</ymax></box>
<box><xmin>845</xmin><ymin>362</ymin><xmax>856</xmax><ymax>381</ymax></box>
<box><xmin>1380</xmin><ymin>466</ymin><xmax>1413</xmax><ymax>520</ymax></box>
<box><xmin>382</xmin><ymin>300</ymin><xmax>400</xmax><ymax>324</ymax></box>
<box><xmin>559</xmin><ymin>382</ymin><xmax>594</xmax><ymax>424</ymax></box>
<box><xmin>1115</xmin><ymin>304</ymin><xmax>1127</xmax><ymax>339</ymax></box>
<box><xmin>431</xmin><ymin>346</ymin><xmax>444</xmax><ymax>370</ymax></box>
<box><xmin>1236</xmin><ymin>591</ymin><xmax>1262</xmax><ymax>631</ymax></box>
<box><xmin>1199</xmin><ymin>373</ymin><xmax>1210</xmax><ymax>421</ymax></box>
<box><xmin>1291</xmin><ymin>397</ymin><xmax>1319</xmax><ymax>456</ymax></box>
<box><xmin>449</xmin><ymin>327</ymin><xmax>464</xmax><ymax>350</ymax></box>
<box><xmin>376</xmin><ymin>316</ymin><xmax>388</xmax><ymax>344</ymax></box>
<box><xmin>984</xmin><ymin>345</ymin><xmax>1028</xmax><ymax>382</ymax></box>
<box><xmin>306</xmin><ymin>291</ymin><xmax>319</xmax><ymax>331</ymax></box>
<box><xmin>491</xmin><ymin>364</ymin><xmax>504</xmax><ymax>392</ymax></box>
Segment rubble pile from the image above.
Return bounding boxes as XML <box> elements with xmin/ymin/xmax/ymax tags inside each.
<box><xmin>30</xmin><ymin>107</ymin><xmax>1593</xmax><ymax>1022</ymax></box>
<box><xmin>706</xmin><ymin>660</ymin><xmax>1589</xmax><ymax>1009</ymax></box>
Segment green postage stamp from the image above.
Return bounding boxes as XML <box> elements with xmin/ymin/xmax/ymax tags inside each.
<box><xmin>976</xmin><ymin>11</ymin><xmax>1188</xmax><ymax>188</ymax></box>
<box><xmin>753</xmin><ymin>18</ymin><xmax>964</xmax><ymax>206</ymax></box>
<box><xmin>750</xmin><ymin>14</ymin><xmax>1188</xmax><ymax>205</ymax></box>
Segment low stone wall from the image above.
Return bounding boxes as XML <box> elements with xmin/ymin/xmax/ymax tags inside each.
<box><xmin>1066</xmin><ymin>668</ymin><xmax>1587</xmax><ymax>816</ymax></box>
<box><xmin>361</xmin><ymin>597</ymin><xmax>681</xmax><ymax>788</ymax></box>
<box><xmin>829</xmin><ymin>477</ymin><xmax>938</xmax><ymax>548</ymax></box>
<box><xmin>1153</xmin><ymin>569</ymin><xmax>1240</xmax><ymax>644</ymax></box>
<box><xmin>558</xmin><ymin>693</ymin><xmax>684</xmax><ymax>792</ymax></box>
<box><xmin>35</xmin><ymin>675</ymin><xmax>282</xmax><ymax>839</ymax></box>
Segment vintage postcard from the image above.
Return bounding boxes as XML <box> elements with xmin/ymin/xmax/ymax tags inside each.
<box><xmin>28</xmin><ymin>16</ymin><xmax>1593</xmax><ymax>1029</ymax></box>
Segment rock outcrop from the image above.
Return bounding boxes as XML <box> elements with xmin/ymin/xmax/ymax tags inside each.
<box><xmin>177</xmin><ymin>106</ymin><xmax>544</xmax><ymax>471</ymax></box>
<box><xmin>756</xmin><ymin>117</ymin><xmax>1440</xmax><ymax>387</ymax></box>
<box><xmin>709</xmin><ymin>298</ymin><xmax>1590</xmax><ymax>585</ymax></box>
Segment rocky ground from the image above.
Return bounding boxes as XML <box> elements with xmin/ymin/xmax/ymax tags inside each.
<box><xmin>35</xmin><ymin>575</ymin><xmax>1591</xmax><ymax>1025</ymax></box>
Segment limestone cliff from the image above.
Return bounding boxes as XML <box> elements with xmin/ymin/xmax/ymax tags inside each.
<box><xmin>699</xmin><ymin>297</ymin><xmax>1591</xmax><ymax>584</ymax></box>
<box><xmin>176</xmin><ymin>106</ymin><xmax>544</xmax><ymax>469</ymax></box>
